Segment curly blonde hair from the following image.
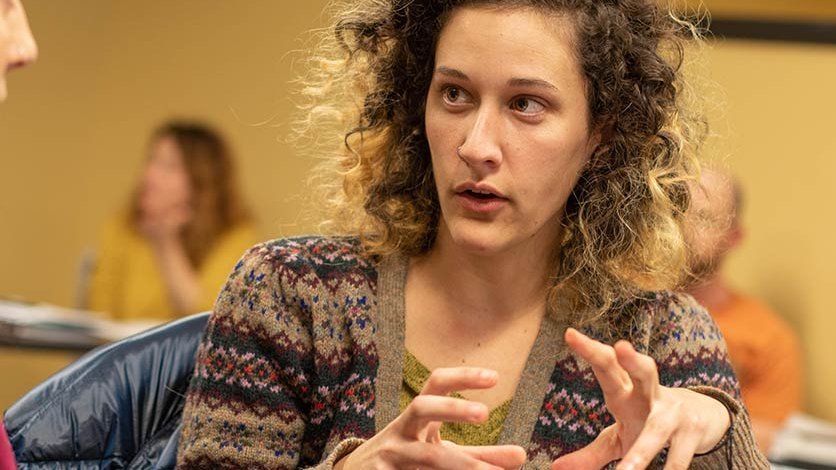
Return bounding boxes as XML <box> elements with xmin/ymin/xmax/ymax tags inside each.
<box><xmin>295</xmin><ymin>0</ymin><xmax>706</xmax><ymax>324</ymax></box>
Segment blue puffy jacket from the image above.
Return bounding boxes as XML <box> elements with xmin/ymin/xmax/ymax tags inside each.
<box><xmin>4</xmin><ymin>313</ymin><xmax>208</xmax><ymax>470</ymax></box>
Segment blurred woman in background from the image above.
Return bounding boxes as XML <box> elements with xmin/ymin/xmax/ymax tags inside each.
<box><xmin>88</xmin><ymin>121</ymin><xmax>257</xmax><ymax>320</ymax></box>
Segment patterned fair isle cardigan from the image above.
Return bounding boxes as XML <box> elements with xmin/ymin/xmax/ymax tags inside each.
<box><xmin>176</xmin><ymin>236</ymin><xmax>769</xmax><ymax>469</ymax></box>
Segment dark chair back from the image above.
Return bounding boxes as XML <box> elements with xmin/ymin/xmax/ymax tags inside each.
<box><xmin>4</xmin><ymin>312</ymin><xmax>209</xmax><ymax>470</ymax></box>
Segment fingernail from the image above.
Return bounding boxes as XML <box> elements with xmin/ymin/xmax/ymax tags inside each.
<box><xmin>619</xmin><ymin>461</ymin><xmax>637</xmax><ymax>470</ymax></box>
<box><xmin>480</xmin><ymin>370</ymin><xmax>497</xmax><ymax>381</ymax></box>
<box><xmin>469</xmin><ymin>403</ymin><xmax>485</xmax><ymax>420</ymax></box>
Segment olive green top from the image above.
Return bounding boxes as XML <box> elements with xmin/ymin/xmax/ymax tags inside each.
<box><xmin>400</xmin><ymin>349</ymin><xmax>511</xmax><ymax>446</ymax></box>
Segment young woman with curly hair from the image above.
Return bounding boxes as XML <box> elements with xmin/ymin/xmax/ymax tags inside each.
<box><xmin>178</xmin><ymin>1</ymin><xmax>769</xmax><ymax>468</ymax></box>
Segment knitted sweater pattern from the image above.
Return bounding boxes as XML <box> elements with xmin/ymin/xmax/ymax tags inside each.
<box><xmin>177</xmin><ymin>236</ymin><xmax>767</xmax><ymax>469</ymax></box>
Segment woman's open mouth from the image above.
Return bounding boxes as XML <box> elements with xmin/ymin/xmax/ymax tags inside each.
<box><xmin>464</xmin><ymin>189</ymin><xmax>499</xmax><ymax>200</ymax></box>
<box><xmin>456</xmin><ymin>187</ymin><xmax>508</xmax><ymax>214</ymax></box>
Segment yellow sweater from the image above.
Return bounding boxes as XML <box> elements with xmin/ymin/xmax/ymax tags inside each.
<box><xmin>88</xmin><ymin>217</ymin><xmax>258</xmax><ymax>320</ymax></box>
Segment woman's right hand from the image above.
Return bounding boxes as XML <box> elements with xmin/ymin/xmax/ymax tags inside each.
<box><xmin>335</xmin><ymin>367</ymin><xmax>527</xmax><ymax>469</ymax></box>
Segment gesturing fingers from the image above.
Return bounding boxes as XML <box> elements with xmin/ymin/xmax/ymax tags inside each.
<box><xmin>561</xmin><ymin>329</ymin><xmax>732</xmax><ymax>469</ymax></box>
<box><xmin>615</xmin><ymin>419</ymin><xmax>702</xmax><ymax>470</ymax></box>
<box><xmin>446</xmin><ymin>442</ymin><xmax>528</xmax><ymax>469</ymax></box>
<box><xmin>615</xmin><ymin>410</ymin><xmax>678</xmax><ymax>470</ymax></box>
<box><xmin>404</xmin><ymin>367</ymin><xmax>498</xmax><ymax>442</ymax></box>
<box><xmin>662</xmin><ymin>430</ymin><xmax>702</xmax><ymax>470</ymax></box>
<box><xmin>400</xmin><ymin>394</ymin><xmax>488</xmax><ymax>439</ymax></box>
<box><xmin>614</xmin><ymin>340</ymin><xmax>659</xmax><ymax>401</ymax></box>
<box><xmin>392</xmin><ymin>440</ymin><xmax>506</xmax><ymax>470</ymax></box>
<box><xmin>347</xmin><ymin>366</ymin><xmax>514</xmax><ymax>469</ymax></box>
<box><xmin>421</xmin><ymin>366</ymin><xmax>499</xmax><ymax>396</ymax></box>
<box><xmin>551</xmin><ymin>425</ymin><xmax>622</xmax><ymax>470</ymax></box>
<box><xmin>565</xmin><ymin>328</ymin><xmax>631</xmax><ymax>398</ymax></box>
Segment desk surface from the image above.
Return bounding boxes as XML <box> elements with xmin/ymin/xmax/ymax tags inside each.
<box><xmin>0</xmin><ymin>299</ymin><xmax>163</xmax><ymax>350</ymax></box>
<box><xmin>0</xmin><ymin>300</ymin><xmax>166</xmax><ymax>412</ymax></box>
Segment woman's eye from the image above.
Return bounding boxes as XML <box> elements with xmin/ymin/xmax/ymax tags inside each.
<box><xmin>511</xmin><ymin>97</ymin><xmax>545</xmax><ymax>114</ymax></box>
<box><xmin>442</xmin><ymin>86</ymin><xmax>466</xmax><ymax>104</ymax></box>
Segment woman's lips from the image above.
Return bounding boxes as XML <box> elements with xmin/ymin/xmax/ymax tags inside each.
<box><xmin>455</xmin><ymin>189</ymin><xmax>509</xmax><ymax>214</ymax></box>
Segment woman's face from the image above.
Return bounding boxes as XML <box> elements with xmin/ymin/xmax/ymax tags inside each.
<box><xmin>424</xmin><ymin>6</ymin><xmax>597</xmax><ymax>257</ymax></box>
<box><xmin>140</xmin><ymin>135</ymin><xmax>193</xmax><ymax>215</ymax></box>
<box><xmin>0</xmin><ymin>0</ymin><xmax>37</xmax><ymax>102</ymax></box>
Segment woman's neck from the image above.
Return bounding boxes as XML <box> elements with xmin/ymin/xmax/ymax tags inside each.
<box><xmin>412</xmin><ymin>231</ymin><xmax>554</xmax><ymax>326</ymax></box>
<box><xmin>404</xmin><ymin>232</ymin><xmax>555</xmax><ymax>408</ymax></box>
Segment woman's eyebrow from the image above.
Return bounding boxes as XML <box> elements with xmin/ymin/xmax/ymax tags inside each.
<box><xmin>508</xmin><ymin>77</ymin><xmax>559</xmax><ymax>92</ymax></box>
<box><xmin>435</xmin><ymin>66</ymin><xmax>558</xmax><ymax>92</ymax></box>
<box><xmin>435</xmin><ymin>66</ymin><xmax>469</xmax><ymax>81</ymax></box>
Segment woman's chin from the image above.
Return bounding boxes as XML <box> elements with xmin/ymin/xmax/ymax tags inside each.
<box><xmin>439</xmin><ymin>219</ymin><xmax>558</xmax><ymax>261</ymax></box>
<box><xmin>444</xmin><ymin>229</ymin><xmax>510</xmax><ymax>257</ymax></box>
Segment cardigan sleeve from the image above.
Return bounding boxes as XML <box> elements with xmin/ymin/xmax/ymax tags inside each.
<box><xmin>176</xmin><ymin>241</ymin><xmax>365</xmax><ymax>469</ymax></box>
<box><xmin>646</xmin><ymin>292</ymin><xmax>769</xmax><ymax>469</ymax></box>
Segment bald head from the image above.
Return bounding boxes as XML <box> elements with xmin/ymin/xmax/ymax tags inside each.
<box><xmin>683</xmin><ymin>165</ymin><xmax>743</xmax><ymax>286</ymax></box>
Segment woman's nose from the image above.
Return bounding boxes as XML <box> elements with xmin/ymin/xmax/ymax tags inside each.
<box><xmin>456</xmin><ymin>106</ymin><xmax>503</xmax><ymax>169</ymax></box>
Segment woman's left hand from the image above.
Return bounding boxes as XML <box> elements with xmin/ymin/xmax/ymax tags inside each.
<box><xmin>551</xmin><ymin>328</ymin><xmax>730</xmax><ymax>470</ymax></box>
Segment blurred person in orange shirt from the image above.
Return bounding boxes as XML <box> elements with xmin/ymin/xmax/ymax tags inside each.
<box><xmin>87</xmin><ymin>121</ymin><xmax>258</xmax><ymax>320</ymax></box>
<box><xmin>1</xmin><ymin>1</ymin><xmax>36</xmax><ymax>468</ymax></box>
<box><xmin>683</xmin><ymin>165</ymin><xmax>803</xmax><ymax>453</ymax></box>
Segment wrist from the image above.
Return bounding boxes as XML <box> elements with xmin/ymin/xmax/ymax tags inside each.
<box><xmin>689</xmin><ymin>388</ymin><xmax>735</xmax><ymax>455</ymax></box>
<box><xmin>325</xmin><ymin>437</ymin><xmax>365</xmax><ymax>469</ymax></box>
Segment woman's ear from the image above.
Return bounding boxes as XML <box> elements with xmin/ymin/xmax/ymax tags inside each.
<box><xmin>590</xmin><ymin>116</ymin><xmax>615</xmax><ymax>151</ymax></box>
<box><xmin>585</xmin><ymin>123</ymin><xmax>609</xmax><ymax>165</ymax></box>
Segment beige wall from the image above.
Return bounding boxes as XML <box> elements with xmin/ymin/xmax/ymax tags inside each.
<box><xmin>701</xmin><ymin>39</ymin><xmax>836</xmax><ymax>422</ymax></box>
<box><xmin>2</xmin><ymin>2</ymin><xmax>835</xmax><ymax>420</ymax></box>
<box><xmin>682</xmin><ymin>0</ymin><xmax>836</xmax><ymax>21</ymax></box>
<box><xmin>0</xmin><ymin>1</ymin><xmax>327</xmax><ymax>307</ymax></box>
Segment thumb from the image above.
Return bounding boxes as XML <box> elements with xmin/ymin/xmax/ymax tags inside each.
<box><xmin>551</xmin><ymin>425</ymin><xmax>621</xmax><ymax>470</ymax></box>
<box><xmin>444</xmin><ymin>441</ymin><xmax>527</xmax><ymax>469</ymax></box>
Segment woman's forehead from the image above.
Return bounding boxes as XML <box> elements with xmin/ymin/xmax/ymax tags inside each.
<box><xmin>434</xmin><ymin>7</ymin><xmax>582</xmax><ymax>84</ymax></box>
